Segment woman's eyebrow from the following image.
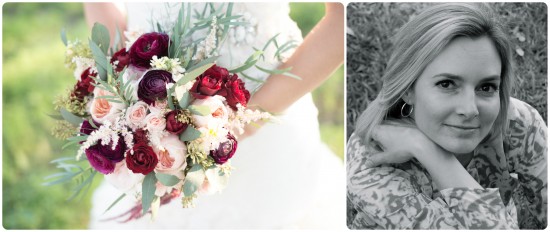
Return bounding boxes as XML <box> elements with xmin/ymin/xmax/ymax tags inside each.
<box><xmin>432</xmin><ymin>73</ymin><xmax>501</xmax><ymax>82</ymax></box>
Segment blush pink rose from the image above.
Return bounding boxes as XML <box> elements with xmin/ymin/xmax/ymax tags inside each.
<box><xmin>90</xmin><ymin>88</ymin><xmax>123</xmax><ymax>123</ymax></box>
<box><xmin>145</xmin><ymin>109</ymin><xmax>166</xmax><ymax>132</ymax></box>
<box><xmin>126</xmin><ymin>101</ymin><xmax>149</xmax><ymax>129</ymax></box>
<box><xmin>191</xmin><ymin>95</ymin><xmax>229</xmax><ymax>129</ymax></box>
<box><xmin>153</xmin><ymin>134</ymin><xmax>187</xmax><ymax>179</ymax></box>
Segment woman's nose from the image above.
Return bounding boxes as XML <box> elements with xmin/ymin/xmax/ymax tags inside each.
<box><xmin>455</xmin><ymin>89</ymin><xmax>479</xmax><ymax>119</ymax></box>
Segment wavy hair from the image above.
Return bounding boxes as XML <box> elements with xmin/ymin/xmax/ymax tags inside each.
<box><xmin>355</xmin><ymin>3</ymin><xmax>514</xmax><ymax>146</ymax></box>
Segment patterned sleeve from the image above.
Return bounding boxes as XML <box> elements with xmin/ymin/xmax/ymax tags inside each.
<box><xmin>347</xmin><ymin>133</ymin><xmax>518</xmax><ymax>229</ymax></box>
<box><xmin>505</xmin><ymin>98</ymin><xmax>547</xmax><ymax>229</ymax></box>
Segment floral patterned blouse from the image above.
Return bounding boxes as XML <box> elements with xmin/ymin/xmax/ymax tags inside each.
<box><xmin>347</xmin><ymin>98</ymin><xmax>547</xmax><ymax>229</ymax></box>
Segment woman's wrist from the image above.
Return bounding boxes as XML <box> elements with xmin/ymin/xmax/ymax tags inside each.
<box><xmin>415</xmin><ymin>144</ymin><xmax>482</xmax><ymax>190</ymax></box>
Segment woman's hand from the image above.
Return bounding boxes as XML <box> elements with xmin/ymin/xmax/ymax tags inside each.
<box><xmin>366</xmin><ymin>119</ymin><xmax>482</xmax><ymax>189</ymax></box>
<box><xmin>364</xmin><ymin>119</ymin><xmax>434</xmax><ymax>168</ymax></box>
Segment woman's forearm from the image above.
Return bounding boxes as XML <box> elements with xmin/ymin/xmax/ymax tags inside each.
<box><xmin>415</xmin><ymin>145</ymin><xmax>482</xmax><ymax>190</ymax></box>
<box><xmin>248</xmin><ymin>3</ymin><xmax>344</xmax><ymax>113</ymax></box>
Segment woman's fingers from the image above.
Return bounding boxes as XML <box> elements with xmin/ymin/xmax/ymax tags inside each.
<box><xmin>365</xmin><ymin>150</ymin><xmax>414</xmax><ymax>169</ymax></box>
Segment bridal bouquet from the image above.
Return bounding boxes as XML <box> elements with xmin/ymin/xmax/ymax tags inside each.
<box><xmin>47</xmin><ymin>3</ymin><xmax>295</xmax><ymax>219</ymax></box>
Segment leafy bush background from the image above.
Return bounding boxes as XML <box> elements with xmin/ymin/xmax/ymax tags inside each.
<box><xmin>347</xmin><ymin>3</ymin><xmax>547</xmax><ymax>139</ymax></box>
<box><xmin>2</xmin><ymin>3</ymin><xmax>343</xmax><ymax>229</ymax></box>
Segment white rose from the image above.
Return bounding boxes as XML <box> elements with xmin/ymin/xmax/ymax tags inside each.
<box><xmin>105</xmin><ymin>161</ymin><xmax>144</xmax><ymax>194</ymax></box>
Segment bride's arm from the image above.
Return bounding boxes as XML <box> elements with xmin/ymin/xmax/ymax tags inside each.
<box><xmin>241</xmin><ymin>3</ymin><xmax>344</xmax><ymax>138</ymax></box>
<box><xmin>83</xmin><ymin>3</ymin><xmax>127</xmax><ymax>45</ymax></box>
<box><xmin>249</xmin><ymin>3</ymin><xmax>344</xmax><ymax>113</ymax></box>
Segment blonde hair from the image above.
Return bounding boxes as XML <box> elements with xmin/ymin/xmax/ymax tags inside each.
<box><xmin>355</xmin><ymin>3</ymin><xmax>514</xmax><ymax>145</ymax></box>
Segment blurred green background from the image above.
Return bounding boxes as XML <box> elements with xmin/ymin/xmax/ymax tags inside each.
<box><xmin>347</xmin><ymin>3</ymin><xmax>547</xmax><ymax>139</ymax></box>
<box><xmin>2</xmin><ymin>3</ymin><xmax>344</xmax><ymax>229</ymax></box>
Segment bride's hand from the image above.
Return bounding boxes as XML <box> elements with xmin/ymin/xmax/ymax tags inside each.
<box><xmin>365</xmin><ymin>119</ymin><xmax>437</xmax><ymax>168</ymax></box>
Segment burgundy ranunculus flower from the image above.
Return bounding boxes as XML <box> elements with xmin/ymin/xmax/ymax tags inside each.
<box><xmin>190</xmin><ymin>65</ymin><xmax>230</xmax><ymax>99</ymax></box>
<box><xmin>73</xmin><ymin>67</ymin><xmax>96</xmax><ymax>99</ymax></box>
<box><xmin>91</xmin><ymin>136</ymin><xmax>126</xmax><ymax>163</ymax></box>
<box><xmin>137</xmin><ymin>70</ymin><xmax>174</xmax><ymax>105</ymax></box>
<box><xmin>110</xmin><ymin>48</ymin><xmax>130</xmax><ymax>72</ymax></box>
<box><xmin>218</xmin><ymin>74</ymin><xmax>250</xmax><ymax>110</ymax></box>
<box><xmin>133</xmin><ymin>128</ymin><xmax>149</xmax><ymax>144</ymax></box>
<box><xmin>210</xmin><ymin>133</ymin><xmax>238</xmax><ymax>164</ymax></box>
<box><xmin>128</xmin><ymin>32</ymin><xmax>169</xmax><ymax>69</ymax></box>
<box><xmin>126</xmin><ymin>143</ymin><xmax>158</xmax><ymax>175</ymax></box>
<box><xmin>79</xmin><ymin>120</ymin><xmax>101</xmax><ymax>137</ymax></box>
<box><xmin>85</xmin><ymin>147</ymin><xmax>116</xmax><ymax>174</ymax></box>
<box><xmin>165</xmin><ymin>110</ymin><xmax>188</xmax><ymax>134</ymax></box>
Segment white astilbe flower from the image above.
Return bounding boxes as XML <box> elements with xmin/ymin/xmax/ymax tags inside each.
<box><xmin>229</xmin><ymin>104</ymin><xmax>273</xmax><ymax>136</ymax></box>
<box><xmin>147</xmin><ymin>129</ymin><xmax>169</xmax><ymax>152</ymax></box>
<box><xmin>77</xmin><ymin>115</ymin><xmax>135</xmax><ymax>160</ymax></box>
<box><xmin>193</xmin><ymin>17</ymin><xmax>218</xmax><ymax>60</ymax></box>
<box><xmin>72</xmin><ymin>57</ymin><xmax>97</xmax><ymax>80</ymax></box>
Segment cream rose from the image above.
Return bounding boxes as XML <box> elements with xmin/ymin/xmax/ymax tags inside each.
<box><xmin>191</xmin><ymin>95</ymin><xmax>229</xmax><ymax>129</ymax></box>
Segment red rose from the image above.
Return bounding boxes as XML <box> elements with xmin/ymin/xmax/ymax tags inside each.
<box><xmin>72</xmin><ymin>67</ymin><xmax>96</xmax><ymax>99</ymax></box>
<box><xmin>218</xmin><ymin>74</ymin><xmax>250</xmax><ymax>110</ymax></box>
<box><xmin>165</xmin><ymin>110</ymin><xmax>188</xmax><ymax>134</ymax></box>
<box><xmin>128</xmin><ymin>32</ymin><xmax>169</xmax><ymax>69</ymax></box>
<box><xmin>210</xmin><ymin>133</ymin><xmax>238</xmax><ymax>164</ymax></box>
<box><xmin>190</xmin><ymin>65</ymin><xmax>230</xmax><ymax>99</ymax></box>
<box><xmin>126</xmin><ymin>143</ymin><xmax>158</xmax><ymax>175</ymax></box>
<box><xmin>110</xmin><ymin>48</ymin><xmax>130</xmax><ymax>72</ymax></box>
<box><xmin>133</xmin><ymin>128</ymin><xmax>149</xmax><ymax>144</ymax></box>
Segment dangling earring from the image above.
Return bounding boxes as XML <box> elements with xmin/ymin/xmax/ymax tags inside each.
<box><xmin>401</xmin><ymin>102</ymin><xmax>413</xmax><ymax>117</ymax></box>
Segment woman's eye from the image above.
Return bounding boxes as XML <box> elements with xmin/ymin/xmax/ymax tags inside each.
<box><xmin>435</xmin><ymin>80</ymin><xmax>455</xmax><ymax>89</ymax></box>
<box><xmin>478</xmin><ymin>83</ymin><xmax>498</xmax><ymax>93</ymax></box>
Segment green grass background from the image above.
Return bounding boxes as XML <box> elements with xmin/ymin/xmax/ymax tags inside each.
<box><xmin>2</xmin><ymin>3</ymin><xmax>344</xmax><ymax>229</ymax></box>
<box><xmin>347</xmin><ymin>3</ymin><xmax>547</xmax><ymax>139</ymax></box>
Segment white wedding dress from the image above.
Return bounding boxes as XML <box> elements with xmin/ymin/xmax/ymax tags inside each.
<box><xmin>88</xmin><ymin>3</ymin><xmax>345</xmax><ymax>229</ymax></box>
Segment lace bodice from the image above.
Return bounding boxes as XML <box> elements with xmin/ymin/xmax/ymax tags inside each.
<box><xmin>125</xmin><ymin>2</ymin><xmax>304</xmax><ymax>91</ymax></box>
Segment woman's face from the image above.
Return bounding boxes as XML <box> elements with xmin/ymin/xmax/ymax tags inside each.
<box><xmin>406</xmin><ymin>36</ymin><xmax>502</xmax><ymax>155</ymax></box>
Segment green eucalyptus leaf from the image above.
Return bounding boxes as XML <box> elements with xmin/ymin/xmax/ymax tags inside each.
<box><xmin>47</xmin><ymin>113</ymin><xmax>64</xmax><ymax>120</ymax></box>
<box><xmin>188</xmin><ymin>105</ymin><xmax>210</xmax><ymax>116</ymax></box>
<box><xmin>60</xmin><ymin>28</ymin><xmax>68</xmax><ymax>46</ymax></box>
<box><xmin>229</xmin><ymin>50</ymin><xmax>263</xmax><ymax>73</ymax></box>
<box><xmin>182</xmin><ymin>165</ymin><xmax>205</xmax><ymax>197</ymax></box>
<box><xmin>167</xmin><ymin>87</ymin><xmax>176</xmax><ymax>110</ymax></box>
<box><xmin>60</xmin><ymin>108</ymin><xmax>84</xmax><ymax>126</ymax></box>
<box><xmin>91</xmin><ymin>23</ymin><xmax>110</xmax><ymax>54</ymax></box>
<box><xmin>89</xmin><ymin>40</ymin><xmax>109</xmax><ymax>81</ymax></box>
<box><xmin>177</xmin><ymin>63</ymin><xmax>214</xmax><ymax>86</ymax></box>
<box><xmin>155</xmin><ymin>173</ymin><xmax>181</xmax><ymax>186</ymax></box>
<box><xmin>178</xmin><ymin>91</ymin><xmax>190</xmax><ymax>109</ymax></box>
<box><xmin>103</xmin><ymin>193</ymin><xmax>126</xmax><ymax>214</ymax></box>
<box><xmin>141</xmin><ymin>172</ymin><xmax>157</xmax><ymax>214</ymax></box>
<box><xmin>179</xmin><ymin>126</ymin><xmax>201</xmax><ymax>142</ymax></box>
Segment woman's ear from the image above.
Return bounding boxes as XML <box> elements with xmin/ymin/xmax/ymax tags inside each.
<box><xmin>402</xmin><ymin>88</ymin><xmax>415</xmax><ymax>105</ymax></box>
